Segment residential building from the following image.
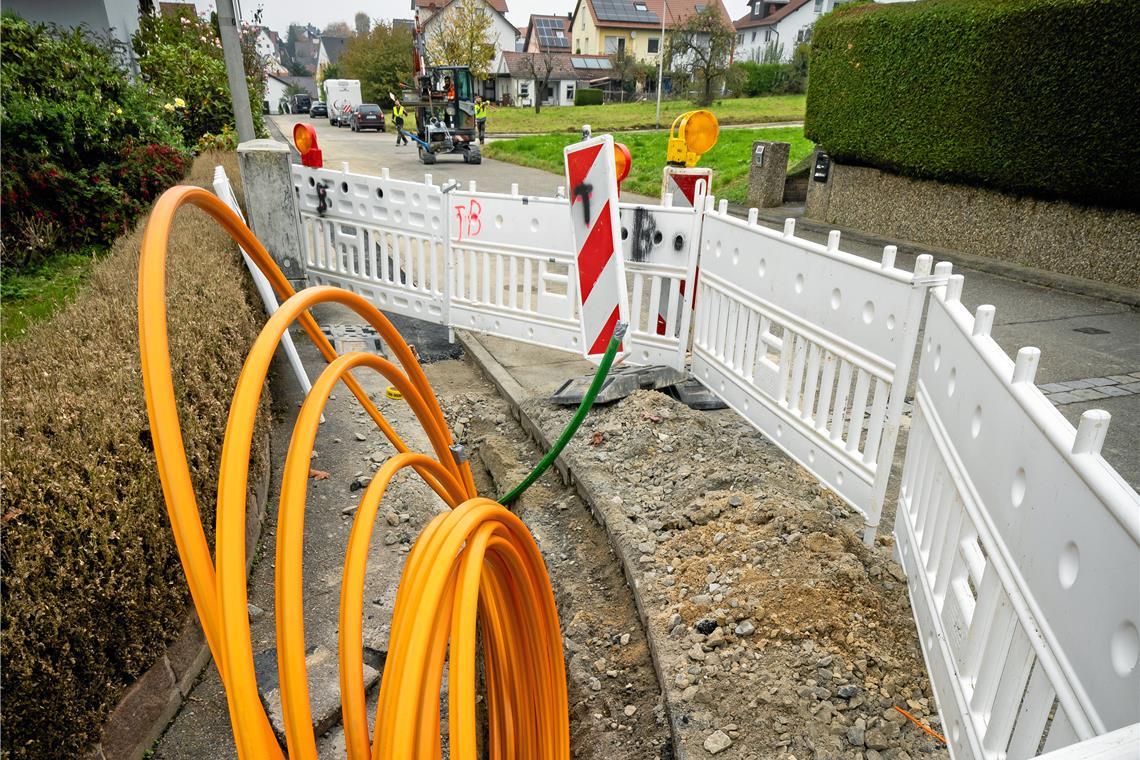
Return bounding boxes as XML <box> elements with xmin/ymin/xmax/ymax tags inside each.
<box><xmin>317</xmin><ymin>35</ymin><xmax>349</xmax><ymax>78</ymax></box>
<box><xmin>733</xmin><ymin>0</ymin><xmax>853</xmax><ymax>61</ymax></box>
<box><xmin>568</xmin><ymin>0</ymin><xmax>730</xmax><ymax>64</ymax></box>
<box><xmin>252</xmin><ymin>26</ymin><xmax>288</xmax><ymax>75</ymax></box>
<box><xmin>5</xmin><ymin>0</ymin><xmax>143</xmax><ymax>75</ymax></box>
<box><xmin>497</xmin><ymin>51</ymin><xmax>614</xmax><ymax>107</ymax></box>
<box><xmin>265</xmin><ymin>74</ymin><xmax>317</xmax><ymax>114</ymax></box>
<box><xmin>417</xmin><ymin>0</ymin><xmax>520</xmax><ymax>99</ymax></box>
<box><xmin>524</xmin><ymin>14</ymin><xmax>572</xmax><ymax>53</ymax></box>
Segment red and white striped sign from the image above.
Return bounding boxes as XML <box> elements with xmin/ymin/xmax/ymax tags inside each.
<box><xmin>661</xmin><ymin>166</ymin><xmax>712</xmax><ymax>208</ymax></box>
<box><xmin>565</xmin><ymin>135</ymin><xmax>629</xmax><ymax>363</ymax></box>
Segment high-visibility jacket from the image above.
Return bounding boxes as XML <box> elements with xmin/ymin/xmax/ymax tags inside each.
<box><xmin>475</xmin><ymin>102</ymin><xmax>488</xmax><ymax>120</ymax></box>
<box><xmin>393</xmin><ymin>105</ymin><xmax>407</xmax><ymax>120</ymax></box>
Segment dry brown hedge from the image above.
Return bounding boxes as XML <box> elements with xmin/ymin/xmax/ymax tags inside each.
<box><xmin>1</xmin><ymin>151</ymin><xmax>270</xmax><ymax>758</ymax></box>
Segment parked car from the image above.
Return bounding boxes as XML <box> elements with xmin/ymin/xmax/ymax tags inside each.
<box><xmin>350</xmin><ymin>104</ymin><xmax>386</xmax><ymax>132</ymax></box>
<box><xmin>288</xmin><ymin>93</ymin><xmax>311</xmax><ymax>114</ymax></box>
<box><xmin>331</xmin><ymin>103</ymin><xmax>353</xmax><ymax>127</ymax></box>
<box><xmin>309</xmin><ymin>101</ymin><xmax>328</xmax><ymax>118</ymax></box>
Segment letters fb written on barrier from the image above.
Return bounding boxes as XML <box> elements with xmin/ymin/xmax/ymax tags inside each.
<box><xmin>689</xmin><ymin>207</ymin><xmax>936</xmax><ymax>540</ymax></box>
<box><xmin>895</xmin><ymin>275</ymin><xmax>1140</xmax><ymax>760</ymax></box>
<box><xmin>293</xmin><ymin>164</ymin><xmax>449</xmax><ymax>325</ymax></box>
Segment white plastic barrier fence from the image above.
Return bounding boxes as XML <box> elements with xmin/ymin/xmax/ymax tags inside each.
<box><xmin>690</xmin><ymin>203</ymin><xmax>940</xmax><ymax>541</ymax></box>
<box><xmin>446</xmin><ymin>183</ymin><xmax>582</xmax><ymax>354</ymax></box>
<box><xmin>895</xmin><ymin>274</ymin><xmax>1140</xmax><ymax>759</ymax></box>
<box><xmin>293</xmin><ymin>165</ymin><xmax>449</xmax><ymax>325</ymax></box>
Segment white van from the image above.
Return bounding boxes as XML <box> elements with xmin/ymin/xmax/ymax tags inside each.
<box><xmin>322</xmin><ymin>79</ymin><xmax>362</xmax><ymax>126</ymax></box>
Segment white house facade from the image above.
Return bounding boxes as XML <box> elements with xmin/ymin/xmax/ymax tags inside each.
<box><xmin>733</xmin><ymin>0</ymin><xmax>842</xmax><ymax>62</ymax></box>
<box><xmin>418</xmin><ymin>0</ymin><xmax>520</xmax><ymax>98</ymax></box>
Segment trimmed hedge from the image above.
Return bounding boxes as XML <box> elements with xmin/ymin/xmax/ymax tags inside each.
<box><xmin>804</xmin><ymin>0</ymin><xmax>1140</xmax><ymax>209</ymax></box>
<box><xmin>574</xmin><ymin>87</ymin><xmax>604</xmax><ymax>106</ymax></box>
<box><xmin>0</xmin><ymin>151</ymin><xmax>270</xmax><ymax>758</ymax></box>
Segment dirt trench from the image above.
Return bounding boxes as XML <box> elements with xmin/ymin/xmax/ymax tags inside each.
<box><xmin>429</xmin><ymin>358</ymin><xmax>673</xmax><ymax>759</ymax></box>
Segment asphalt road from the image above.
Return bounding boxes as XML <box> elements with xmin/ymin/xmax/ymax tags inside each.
<box><xmin>270</xmin><ymin>114</ymin><xmax>1140</xmax><ymax>488</ymax></box>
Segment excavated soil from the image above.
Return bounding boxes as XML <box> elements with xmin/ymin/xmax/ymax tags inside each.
<box><xmin>523</xmin><ymin>389</ymin><xmax>948</xmax><ymax>760</ymax></box>
<box><xmin>429</xmin><ymin>360</ymin><xmax>673</xmax><ymax>760</ymax></box>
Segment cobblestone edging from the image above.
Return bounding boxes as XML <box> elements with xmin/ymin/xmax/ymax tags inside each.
<box><xmin>83</xmin><ymin>433</ymin><xmax>272</xmax><ymax>760</ymax></box>
<box><xmin>1037</xmin><ymin>372</ymin><xmax>1140</xmax><ymax>405</ymax></box>
<box><xmin>456</xmin><ymin>331</ymin><xmax>700</xmax><ymax>759</ymax></box>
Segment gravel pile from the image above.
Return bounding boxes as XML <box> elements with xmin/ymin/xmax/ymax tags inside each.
<box><xmin>529</xmin><ymin>389</ymin><xmax>947</xmax><ymax>760</ymax></box>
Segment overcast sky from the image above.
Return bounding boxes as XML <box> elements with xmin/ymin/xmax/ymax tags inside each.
<box><xmin>194</xmin><ymin>0</ymin><xmax>573</xmax><ymax>34</ymax></box>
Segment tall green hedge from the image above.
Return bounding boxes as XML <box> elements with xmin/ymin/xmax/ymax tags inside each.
<box><xmin>574</xmin><ymin>87</ymin><xmax>604</xmax><ymax>106</ymax></box>
<box><xmin>804</xmin><ymin>0</ymin><xmax>1140</xmax><ymax>209</ymax></box>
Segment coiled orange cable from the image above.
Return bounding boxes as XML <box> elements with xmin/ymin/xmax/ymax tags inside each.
<box><xmin>138</xmin><ymin>186</ymin><xmax>569</xmax><ymax>759</ymax></box>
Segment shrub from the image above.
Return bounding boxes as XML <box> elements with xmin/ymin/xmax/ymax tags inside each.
<box><xmin>804</xmin><ymin>0</ymin><xmax>1140</xmax><ymax>208</ymax></box>
<box><xmin>133</xmin><ymin>9</ymin><xmax>268</xmax><ymax>145</ymax></box>
<box><xmin>0</xmin><ymin>151</ymin><xmax>271</xmax><ymax>759</ymax></box>
<box><xmin>0</xmin><ymin>14</ymin><xmax>189</xmax><ymax>270</ymax></box>
<box><xmin>574</xmin><ymin>87</ymin><xmax>604</xmax><ymax>106</ymax></box>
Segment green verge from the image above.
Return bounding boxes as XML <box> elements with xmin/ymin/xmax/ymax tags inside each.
<box><xmin>485</xmin><ymin>94</ymin><xmax>806</xmax><ymax>134</ymax></box>
<box><xmin>1</xmin><ymin>251</ymin><xmax>101</xmax><ymax>341</ymax></box>
<box><xmin>484</xmin><ymin>128</ymin><xmax>815</xmax><ymax>204</ymax></box>
<box><xmin>805</xmin><ymin>0</ymin><xmax>1140</xmax><ymax>208</ymax></box>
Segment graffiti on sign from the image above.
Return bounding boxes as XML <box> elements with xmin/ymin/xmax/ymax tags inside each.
<box><xmin>453</xmin><ymin>199</ymin><xmax>482</xmax><ymax>241</ymax></box>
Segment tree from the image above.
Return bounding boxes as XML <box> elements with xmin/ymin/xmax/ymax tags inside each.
<box><xmin>425</xmin><ymin>0</ymin><xmax>496</xmax><ymax>80</ymax></box>
<box><xmin>355</xmin><ymin>12</ymin><xmax>371</xmax><ymax>36</ymax></box>
<box><xmin>515</xmin><ymin>51</ymin><xmax>560</xmax><ymax>113</ymax></box>
<box><xmin>666</xmin><ymin>5</ymin><xmax>737</xmax><ymax>106</ymax></box>
<box><xmin>324</xmin><ymin>21</ymin><xmax>353</xmax><ymax>37</ymax></box>
<box><xmin>339</xmin><ymin>21</ymin><xmax>413</xmax><ymax>105</ymax></box>
<box><xmin>609</xmin><ymin>47</ymin><xmax>639</xmax><ymax>101</ymax></box>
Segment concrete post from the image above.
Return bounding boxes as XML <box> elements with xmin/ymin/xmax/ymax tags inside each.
<box><xmin>216</xmin><ymin>0</ymin><xmax>255</xmax><ymax>143</ymax></box>
<box><xmin>237</xmin><ymin>139</ymin><xmax>306</xmax><ymax>287</ymax></box>
<box><xmin>746</xmin><ymin>140</ymin><xmax>791</xmax><ymax>208</ymax></box>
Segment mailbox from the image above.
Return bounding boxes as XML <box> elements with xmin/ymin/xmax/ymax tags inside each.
<box><xmin>812</xmin><ymin>152</ymin><xmax>831</xmax><ymax>183</ymax></box>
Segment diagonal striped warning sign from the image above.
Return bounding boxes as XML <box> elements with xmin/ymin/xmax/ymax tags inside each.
<box><xmin>662</xmin><ymin>166</ymin><xmax>712</xmax><ymax>208</ymax></box>
<box><xmin>565</xmin><ymin>135</ymin><xmax>629</xmax><ymax>362</ymax></box>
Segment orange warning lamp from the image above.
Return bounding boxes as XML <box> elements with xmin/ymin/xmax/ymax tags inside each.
<box><xmin>614</xmin><ymin>142</ymin><xmax>632</xmax><ymax>186</ymax></box>
<box><xmin>667</xmin><ymin>110</ymin><xmax>719</xmax><ymax>167</ymax></box>
<box><xmin>293</xmin><ymin>123</ymin><xmax>323</xmax><ymax>168</ymax></box>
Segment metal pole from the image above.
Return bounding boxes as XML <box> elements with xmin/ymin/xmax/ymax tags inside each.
<box><xmin>655</xmin><ymin>0</ymin><xmax>666</xmax><ymax>129</ymax></box>
<box><xmin>217</xmin><ymin>0</ymin><xmax>255</xmax><ymax>143</ymax></box>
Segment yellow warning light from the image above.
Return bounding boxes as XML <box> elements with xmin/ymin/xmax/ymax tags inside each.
<box><xmin>666</xmin><ymin>110</ymin><xmax>719</xmax><ymax>168</ymax></box>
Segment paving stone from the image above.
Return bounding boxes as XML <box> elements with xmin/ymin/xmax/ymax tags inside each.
<box><xmin>1046</xmin><ymin>392</ymin><xmax>1081</xmax><ymax>405</ymax></box>
<box><xmin>1067</xmin><ymin>388</ymin><xmax>1109</xmax><ymax>401</ymax></box>
<box><xmin>1097</xmin><ymin>385</ymin><xmax>1133</xmax><ymax>398</ymax></box>
<box><xmin>1038</xmin><ymin>383</ymin><xmax>1069</xmax><ymax>393</ymax></box>
<box><xmin>1106</xmin><ymin>375</ymin><xmax>1138</xmax><ymax>385</ymax></box>
<box><xmin>1084</xmin><ymin>377</ymin><xmax>1117</xmax><ymax>387</ymax></box>
<box><xmin>1058</xmin><ymin>379</ymin><xmax>1096</xmax><ymax>390</ymax></box>
<box><xmin>1131</xmin><ymin>372</ymin><xmax>1140</xmax><ymax>380</ymax></box>
<box><xmin>257</xmin><ymin>645</ymin><xmax>380</xmax><ymax>741</ymax></box>
<box><xmin>1119</xmin><ymin>382</ymin><xmax>1140</xmax><ymax>393</ymax></box>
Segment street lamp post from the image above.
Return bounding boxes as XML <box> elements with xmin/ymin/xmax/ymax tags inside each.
<box><xmin>655</xmin><ymin>0</ymin><xmax>666</xmax><ymax>129</ymax></box>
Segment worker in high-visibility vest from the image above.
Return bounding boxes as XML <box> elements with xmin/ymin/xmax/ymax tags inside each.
<box><xmin>474</xmin><ymin>96</ymin><xmax>490</xmax><ymax>145</ymax></box>
<box><xmin>392</xmin><ymin>99</ymin><xmax>408</xmax><ymax>146</ymax></box>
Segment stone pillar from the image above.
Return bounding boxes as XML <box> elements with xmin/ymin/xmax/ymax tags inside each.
<box><xmin>746</xmin><ymin>140</ymin><xmax>791</xmax><ymax>208</ymax></box>
<box><xmin>804</xmin><ymin>148</ymin><xmax>834</xmax><ymax>219</ymax></box>
<box><xmin>237</xmin><ymin>139</ymin><xmax>306</xmax><ymax>287</ymax></box>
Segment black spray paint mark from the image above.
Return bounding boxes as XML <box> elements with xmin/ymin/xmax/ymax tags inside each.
<box><xmin>629</xmin><ymin>206</ymin><xmax>657</xmax><ymax>262</ymax></box>
<box><xmin>572</xmin><ymin>182</ymin><xmax>593</xmax><ymax>225</ymax></box>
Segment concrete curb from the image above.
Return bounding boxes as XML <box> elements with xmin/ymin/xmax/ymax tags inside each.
<box><xmin>84</xmin><ymin>431</ymin><xmax>273</xmax><ymax>760</ymax></box>
<box><xmin>731</xmin><ymin>203</ymin><xmax>1140</xmax><ymax>308</ymax></box>
<box><xmin>456</xmin><ymin>330</ymin><xmax>694</xmax><ymax>760</ymax></box>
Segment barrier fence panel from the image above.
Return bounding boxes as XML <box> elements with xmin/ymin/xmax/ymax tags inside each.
<box><xmin>690</xmin><ymin>204</ymin><xmax>939</xmax><ymax>540</ymax></box>
<box><xmin>618</xmin><ymin>196</ymin><xmax>704</xmax><ymax>368</ymax></box>
<box><xmin>446</xmin><ymin>184</ymin><xmax>582</xmax><ymax>353</ymax></box>
<box><xmin>292</xmin><ymin>165</ymin><xmax>449</xmax><ymax>325</ymax></box>
<box><xmin>895</xmin><ymin>275</ymin><xmax>1140</xmax><ymax>760</ymax></box>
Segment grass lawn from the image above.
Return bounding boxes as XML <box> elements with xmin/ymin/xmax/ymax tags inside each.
<box><xmin>1</xmin><ymin>251</ymin><xmax>99</xmax><ymax>341</ymax></box>
<box><xmin>485</xmin><ymin>95</ymin><xmax>805</xmax><ymax>134</ymax></box>
<box><xmin>484</xmin><ymin>127</ymin><xmax>815</xmax><ymax>204</ymax></box>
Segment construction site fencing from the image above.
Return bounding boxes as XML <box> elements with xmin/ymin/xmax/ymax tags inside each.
<box><xmin>690</xmin><ymin>202</ymin><xmax>938</xmax><ymax>542</ymax></box>
<box><xmin>282</xmin><ymin>160</ymin><xmax>1139</xmax><ymax>759</ymax></box>
<box><xmin>895</xmin><ymin>276</ymin><xmax>1139</xmax><ymax>759</ymax></box>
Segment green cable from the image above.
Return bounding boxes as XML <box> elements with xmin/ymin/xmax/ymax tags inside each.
<box><xmin>498</xmin><ymin>322</ymin><xmax>627</xmax><ymax>505</ymax></box>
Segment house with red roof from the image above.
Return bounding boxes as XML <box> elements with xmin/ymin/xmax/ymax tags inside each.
<box><xmin>733</xmin><ymin>0</ymin><xmax>854</xmax><ymax>62</ymax></box>
<box><xmin>415</xmin><ymin>0</ymin><xmax>522</xmax><ymax>99</ymax></box>
<box><xmin>568</xmin><ymin>0</ymin><xmax>730</xmax><ymax>64</ymax></box>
